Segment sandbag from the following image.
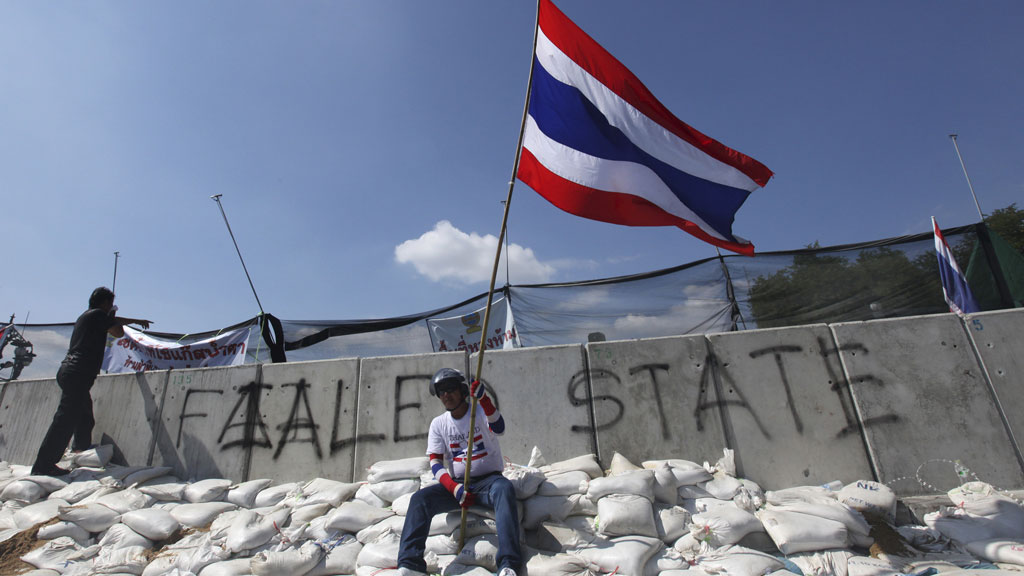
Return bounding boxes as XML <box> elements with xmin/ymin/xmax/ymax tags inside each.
<box><xmin>50</xmin><ymin>479</ymin><xmax>119</xmax><ymax>505</ymax></box>
<box><xmin>703</xmin><ymin>472</ymin><xmax>742</xmax><ymax>500</ymax></box>
<box><xmin>184</xmin><ymin>478</ymin><xmax>233</xmax><ymax>503</ymax></box>
<box><xmin>226</xmin><ymin>478</ymin><xmax>273</xmax><ymax>509</ymax></box>
<box><xmin>252</xmin><ymin>482</ymin><xmax>300</xmax><ymax>508</ymax></box>
<box><xmin>766</xmin><ymin>485</ymin><xmax>839</xmax><ymax>508</ymax></box>
<box><xmin>367</xmin><ymin>456</ymin><xmax>430</xmax><ymax>483</ymax></box>
<box><xmin>947</xmin><ymin>483</ymin><xmax>1024</xmax><ymax>539</ymax></box>
<box><xmin>587</xmin><ymin>470</ymin><xmax>655</xmax><ymax>502</ymax></box>
<box><xmin>757</xmin><ymin>508</ymin><xmax>848</xmax><ymax>555</ymax></box>
<box><xmin>86</xmin><ymin>544</ymin><xmax>149</xmax><ymax>574</ymax></box>
<box><xmin>356</xmin><ymin>514</ymin><xmax>406</xmax><ymax>543</ymax></box>
<box><xmin>596</xmin><ymin>493</ymin><xmax>657</xmax><ymax>538</ymax></box>
<box><xmin>443</xmin><ymin>562</ymin><xmax>495</xmax><ymax>576</ymax></box>
<box><xmin>925</xmin><ymin>507</ymin><xmax>1002</xmax><ymax>545</ymax></box>
<box><xmin>59</xmin><ymin>502</ymin><xmax>121</xmax><ymax>532</ymax></box>
<box><xmin>121</xmin><ymin>466</ymin><xmax>173</xmax><ymax>487</ymax></box>
<box><xmin>225</xmin><ymin>507</ymin><xmax>291</xmax><ymax>553</ymax></box>
<box><xmin>326</xmin><ymin>500</ymin><xmax>396</xmax><ymax>533</ymax></box>
<box><xmin>540</xmin><ymin>454</ymin><xmax>604</xmax><ymax>479</ymax></box>
<box><xmin>37</xmin><ymin>520</ymin><xmax>91</xmax><ymax>545</ymax></box>
<box><xmin>644</xmin><ymin>548</ymin><xmax>689</xmax><ymax>576</ymax></box>
<box><xmin>644</xmin><ymin>459</ymin><xmax>713</xmax><ymax>486</ymax></box>
<box><xmin>964</xmin><ymin>539</ymin><xmax>1024</xmax><ymax>565</ymax></box>
<box><xmin>527</xmin><ymin>519</ymin><xmax>603</xmax><ymax>553</ymax></box>
<box><xmin>289</xmin><ymin>501</ymin><xmax>332</xmax><ymax>526</ymax></box>
<box><xmin>70</xmin><ymin>445</ymin><xmax>113</xmax><ymax>468</ymax></box>
<box><xmin>457</xmin><ymin>534</ymin><xmax>500</xmax><ymax>571</ymax></box>
<box><xmin>655</xmin><ymin>505</ymin><xmax>691</xmax><ymax>544</ymax></box>
<box><xmin>355</xmin><ymin>483</ymin><xmax>390</xmax><ymax>508</ymax></box>
<box><xmin>837</xmin><ymin>481</ymin><xmax>896</xmax><ymax>523</ymax></box>
<box><xmin>14</xmin><ymin>498</ymin><xmax>68</xmax><ymax>529</ymax></box>
<box><xmin>608</xmin><ymin>452</ymin><xmax>643</xmax><ymax>475</ymax></box>
<box><xmin>368</xmin><ymin>478</ymin><xmax>419</xmax><ymax>503</ymax></box>
<box><xmin>697</xmin><ymin>545</ymin><xmax>785</xmax><ymax>576</ymax></box>
<box><xmin>537</xmin><ymin>470</ymin><xmax>590</xmax><ymax>497</ymax></box>
<box><xmin>93</xmin><ymin>488</ymin><xmax>154</xmax><ymax>514</ymax></box>
<box><xmin>170</xmin><ymin>502</ymin><xmax>237</xmax><ymax>529</ymax></box>
<box><xmin>142</xmin><ymin>542</ymin><xmax>230</xmax><ymax>576</ymax></box>
<box><xmin>690</xmin><ymin>504</ymin><xmax>763</xmax><ymax>547</ymax></box>
<box><xmin>134</xmin><ymin>476</ymin><xmax>187</xmax><ymax>502</ymax></box>
<box><xmin>652</xmin><ymin>463</ymin><xmax>680</xmax><ymax>505</ymax></box>
<box><xmin>734</xmin><ymin>479</ymin><xmax>765</xmax><ymax>513</ymax></box>
<box><xmin>522</xmin><ymin>495</ymin><xmax>575</xmax><ymax>529</ymax></box>
<box><xmin>1</xmin><ymin>479</ymin><xmax>48</xmax><ymax>504</ymax></box>
<box><xmin>305</xmin><ymin>536</ymin><xmax>364</xmax><ymax>576</ymax></box>
<box><xmin>768</xmin><ymin>501</ymin><xmax>870</xmax><ymax>537</ymax></box>
<box><xmin>427</xmin><ymin>533</ymin><xmax>461</xmax><ymax>556</ymax></box>
<box><xmin>787</xmin><ymin>549</ymin><xmax>853</xmax><ymax>576</ymax></box>
<box><xmin>196</xmin><ymin>557</ymin><xmax>253</xmax><ymax>576</ymax></box>
<box><xmin>356</xmin><ymin>532</ymin><xmax>401</xmax><ymax>568</ymax></box>
<box><xmin>250</xmin><ymin>541</ymin><xmax>324</xmax><ymax>576</ymax></box>
<box><xmin>391</xmin><ymin>492</ymin><xmax>414</xmax><ymax>516</ymax></box>
<box><xmin>295</xmin><ymin>477</ymin><xmax>361</xmax><ymax>507</ymax></box>
<box><xmin>846</xmin><ymin>555</ymin><xmax>904</xmax><ymax>576</ymax></box>
<box><xmin>98</xmin><ymin>523</ymin><xmax>154</xmax><ymax>550</ymax></box>
<box><xmin>526</xmin><ymin>551</ymin><xmax>602</xmax><ymax>576</ymax></box>
<box><xmin>121</xmin><ymin>508</ymin><xmax>181</xmax><ymax>541</ymax></box>
<box><xmin>576</xmin><ymin>535</ymin><xmax>664</xmax><ymax>576</ymax></box>
<box><xmin>504</xmin><ymin>465</ymin><xmax>546</xmax><ymax>499</ymax></box>
<box><xmin>21</xmin><ymin>537</ymin><xmax>88</xmax><ymax>572</ymax></box>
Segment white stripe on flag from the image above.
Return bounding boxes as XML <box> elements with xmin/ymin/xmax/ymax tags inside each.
<box><xmin>534</xmin><ymin>29</ymin><xmax>760</xmax><ymax>192</ymax></box>
<box><xmin>522</xmin><ymin>116</ymin><xmax>725</xmax><ymax>241</ymax></box>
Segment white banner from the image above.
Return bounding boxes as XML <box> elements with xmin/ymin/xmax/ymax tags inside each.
<box><xmin>428</xmin><ymin>297</ymin><xmax>521</xmax><ymax>353</ymax></box>
<box><xmin>103</xmin><ymin>325</ymin><xmax>252</xmax><ymax>373</ymax></box>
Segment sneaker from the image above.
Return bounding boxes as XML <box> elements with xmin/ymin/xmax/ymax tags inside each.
<box><xmin>498</xmin><ymin>568</ymin><xmax>518</xmax><ymax>576</ymax></box>
<box><xmin>31</xmin><ymin>465</ymin><xmax>70</xmax><ymax>478</ymax></box>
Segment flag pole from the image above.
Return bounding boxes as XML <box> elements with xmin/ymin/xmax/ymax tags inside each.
<box><xmin>458</xmin><ymin>0</ymin><xmax>541</xmax><ymax>552</ymax></box>
<box><xmin>949</xmin><ymin>134</ymin><xmax>985</xmax><ymax>221</ymax></box>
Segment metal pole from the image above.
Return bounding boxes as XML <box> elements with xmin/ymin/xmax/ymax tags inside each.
<box><xmin>112</xmin><ymin>251</ymin><xmax>120</xmax><ymax>292</ymax></box>
<box><xmin>501</xmin><ymin>200</ymin><xmax>511</xmax><ymax>285</ymax></box>
<box><xmin>458</xmin><ymin>0</ymin><xmax>541</xmax><ymax>551</ymax></box>
<box><xmin>949</xmin><ymin>134</ymin><xmax>985</xmax><ymax>221</ymax></box>
<box><xmin>210</xmin><ymin>194</ymin><xmax>266</xmax><ymax>316</ymax></box>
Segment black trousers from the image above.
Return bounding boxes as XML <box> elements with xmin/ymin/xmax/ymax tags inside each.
<box><xmin>32</xmin><ymin>366</ymin><xmax>96</xmax><ymax>471</ymax></box>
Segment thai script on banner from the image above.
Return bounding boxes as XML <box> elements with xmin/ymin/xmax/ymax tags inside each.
<box><xmin>103</xmin><ymin>325</ymin><xmax>251</xmax><ymax>373</ymax></box>
<box><xmin>428</xmin><ymin>297</ymin><xmax>521</xmax><ymax>353</ymax></box>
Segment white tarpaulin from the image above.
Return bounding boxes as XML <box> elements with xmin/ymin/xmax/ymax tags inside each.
<box><xmin>428</xmin><ymin>297</ymin><xmax>520</xmax><ymax>353</ymax></box>
<box><xmin>103</xmin><ymin>325</ymin><xmax>251</xmax><ymax>373</ymax></box>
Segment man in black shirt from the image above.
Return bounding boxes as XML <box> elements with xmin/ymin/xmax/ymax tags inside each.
<box><xmin>31</xmin><ymin>287</ymin><xmax>152</xmax><ymax>477</ymax></box>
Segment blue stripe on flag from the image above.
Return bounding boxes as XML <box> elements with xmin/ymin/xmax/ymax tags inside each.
<box><xmin>529</xmin><ymin>59</ymin><xmax>752</xmax><ymax>241</ymax></box>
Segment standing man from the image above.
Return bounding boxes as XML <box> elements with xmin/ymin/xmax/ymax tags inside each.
<box><xmin>398</xmin><ymin>367</ymin><xmax>521</xmax><ymax>576</ymax></box>
<box><xmin>31</xmin><ymin>287</ymin><xmax>152</xmax><ymax>477</ymax></box>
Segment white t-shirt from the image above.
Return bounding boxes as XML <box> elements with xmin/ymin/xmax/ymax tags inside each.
<box><xmin>427</xmin><ymin>402</ymin><xmax>504</xmax><ymax>480</ymax></box>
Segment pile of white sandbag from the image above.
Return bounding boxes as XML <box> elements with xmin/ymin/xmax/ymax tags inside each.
<box><xmin>0</xmin><ymin>446</ymin><xmax>1021</xmax><ymax>576</ymax></box>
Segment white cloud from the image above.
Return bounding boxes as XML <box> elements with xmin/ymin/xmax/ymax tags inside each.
<box><xmin>395</xmin><ymin>221</ymin><xmax>555</xmax><ymax>284</ymax></box>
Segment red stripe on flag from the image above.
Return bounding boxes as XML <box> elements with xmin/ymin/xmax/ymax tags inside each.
<box><xmin>518</xmin><ymin>149</ymin><xmax>755</xmax><ymax>255</ymax></box>
<box><xmin>537</xmin><ymin>0</ymin><xmax>772</xmax><ymax>187</ymax></box>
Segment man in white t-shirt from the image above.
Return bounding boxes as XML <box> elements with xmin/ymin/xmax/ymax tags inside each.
<box><xmin>398</xmin><ymin>367</ymin><xmax>521</xmax><ymax>576</ymax></box>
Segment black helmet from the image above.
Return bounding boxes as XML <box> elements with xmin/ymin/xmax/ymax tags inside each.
<box><xmin>430</xmin><ymin>367</ymin><xmax>469</xmax><ymax>397</ymax></box>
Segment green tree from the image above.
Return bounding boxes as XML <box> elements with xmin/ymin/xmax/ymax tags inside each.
<box><xmin>984</xmin><ymin>203</ymin><xmax>1024</xmax><ymax>253</ymax></box>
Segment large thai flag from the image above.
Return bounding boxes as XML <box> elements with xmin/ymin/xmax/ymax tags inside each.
<box><xmin>932</xmin><ymin>217</ymin><xmax>980</xmax><ymax>317</ymax></box>
<box><xmin>517</xmin><ymin>0</ymin><xmax>773</xmax><ymax>256</ymax></box>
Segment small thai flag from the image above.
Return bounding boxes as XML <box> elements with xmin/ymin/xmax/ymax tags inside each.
<box><xmin>932</xmin><ymin>217</ymin><xmax>980</xmax><ymax>317</ymax></box>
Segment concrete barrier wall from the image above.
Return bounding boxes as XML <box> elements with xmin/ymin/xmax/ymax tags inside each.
<box><xmin>832</xmin><ymin>314</ymin><xmax>1023</xmax><ymax>495</ymax></box>
<box><xmin>1</xmin><ymin>310</ymin><xmax>1020</xmax><ymax>493</ymax></box>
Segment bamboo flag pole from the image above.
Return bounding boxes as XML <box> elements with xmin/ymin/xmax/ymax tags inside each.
<box><xmin>458</xmin><ymin>0</ymin><xmax>542</xmax><ymax>552</ymax></box>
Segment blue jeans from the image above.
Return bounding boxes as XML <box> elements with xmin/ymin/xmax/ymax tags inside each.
<box><xmin>398</xmin><ymin>472</ymin><xmax>521</xmax><ymax>573</ymax></box>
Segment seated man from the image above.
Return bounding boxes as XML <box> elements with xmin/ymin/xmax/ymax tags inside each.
<box><xmin>398</xmin><ymin>367</ymin><xmax>521</xmax><ymax>576</ymax></box>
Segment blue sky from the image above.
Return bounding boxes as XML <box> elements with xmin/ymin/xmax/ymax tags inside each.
<box><xmin>2</xmin><ymin>1</ymin><xmax>1022</xmax><ymax>334</ymax></box>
